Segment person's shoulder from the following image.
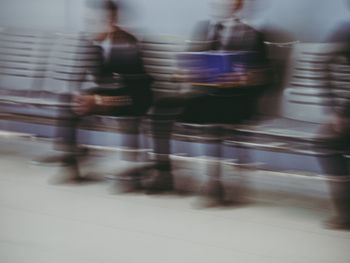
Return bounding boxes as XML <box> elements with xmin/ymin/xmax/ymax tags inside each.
<box><xmin>326</xmin><ymin>21</ymin><xmax>350</xmax><ymax>42</ymax></box>
<box><xmin>112</xmin><ymin>26</ymin><xmax>138</xmax><ymax>43</ymax></box>
<box><xmin>236</xmin><ymin>18</ymin><xmax>259</xmax><ymax>32</ymax></box>
<box><xmin>235</xmin><ymin>18</ymin><xmax>264</xmax><ymax>43</ymax></box>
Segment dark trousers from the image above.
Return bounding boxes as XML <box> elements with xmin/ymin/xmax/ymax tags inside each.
<box><xmin>318</xmin><ymin>124</ymin><xmax>350</xmax><ymax>222</ymax></box>
<box><xmin>180</xmin><ymin>87</ymin><xmax>262</xmax><ymax>124</ymax></box>
<box><xmin>54</xmin><ymin>110</ymin><xmax>80</xmax><ymax>154</ymax></box>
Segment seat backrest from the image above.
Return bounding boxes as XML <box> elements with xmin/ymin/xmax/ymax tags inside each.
<box><xmin>141</xmin><ymin>35</ymin><xmax>186</xmax><ymax>99</ymax></box>
<box><xmin>44</xmin><ymin>32</ymin><xmax>101</xmax><ymax>95</ymax></box>
<box><xmin>328</xmin><ymin>54</ymin><xmax>350</xmax><ymax>114</ymax></box>
<box><xmin>281</xmin><ymin>43</ymin><xmax>348</xmax><ymax>123</ymax></box>
<box><xmin>0</xmin><ymin>29</ymin><xmax>102</xmax><ymax>100</ymax></box>
<box><xmin>0</xmin><ymin>29</ymin><xmax>53</xmax><ymax>94</ymax></box>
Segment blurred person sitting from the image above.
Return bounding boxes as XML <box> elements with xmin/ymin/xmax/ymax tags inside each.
<box><xmin>148</xmin><ymin>0</ymin><xmax>270</xmax><ymax>196</ymax></box>
<box><xmin>39</xmin><ymin>0</ymin><xmax>152</xmax><ymax>182</ymax></box>
<box><xmin>180</xmin><ymin>0</ymin><xmax>269</xmax><ymax>124</ymax></box>
<box><xmin>76</xmin><ymin>0</ymin><xmax>151</xmax><ymax>117</ymax></box>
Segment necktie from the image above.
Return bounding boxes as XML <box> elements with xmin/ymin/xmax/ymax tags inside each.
<box><xmin>211</xmin><ymin>22</ymin><xmax>223</xmax><ymax>50</ymax></box>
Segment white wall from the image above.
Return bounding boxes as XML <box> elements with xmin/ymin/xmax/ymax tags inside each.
<box><xmin>0</xmin><ymin>0</ymin><xmax>68</xmax><ymax>31</ymax></box>
<box><xmin>0</xmin><ymin>0</ymin><xmax>349</xmax><ymax>41</ymax></box>
<box><xmin>67</xmin><ymin>0</ymin><xmax>211</xmax><ymax>36</ymax></box>
<box><xmin>256</xmin><ymin>0</ymin><xmax>350</xmax><ymax>42</ymax></box>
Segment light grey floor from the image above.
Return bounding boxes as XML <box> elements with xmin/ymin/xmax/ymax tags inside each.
<box><xmin>1</xmin><ymin>136</ymin><xmax>350</xmax><ymax>263</ymax></box>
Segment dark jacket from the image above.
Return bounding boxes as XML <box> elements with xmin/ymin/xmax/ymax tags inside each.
<box><xmin>188</xmin><ymin>19</ymin><xmax>266</xmax><ymax>58</ymax></box>
<box><xmin>89</xmin><ymin>27</ymin><xmax>152</xmax><ymax>116</ymax></box>
<box><xmin>326</xmin><ymin>22</ymin><xmax>350</xmax><ymax>118</ymax></box>
<box><xmin>180</xmin><ymin>19</ymin><xmax>268</xmax><ymax>124</ymax></box>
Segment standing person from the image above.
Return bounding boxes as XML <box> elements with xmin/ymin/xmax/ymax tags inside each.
<box><xmin>319</xmin><ymin>101</ymin><xmax>350</xmax><ymax>230</ymax></box>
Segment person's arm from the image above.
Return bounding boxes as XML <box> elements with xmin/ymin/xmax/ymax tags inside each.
<box><xmin>325</xmin><ymin>22</ymin><xmax>350</xmax><ymax>43</ymax></box>
<box><xmin>216</xmin><ymin>68</ymin><xmax>271</xmax><ymax>88</ymax></box>
<box><xmin>218</xmin><ymin>27</ymin><xmax>270</xmax><ymax>88</ymax></box>
<box><xmin>72</xmin><ymin>93</ymin><xmax>133</xmax><ymax>115</ymax></box>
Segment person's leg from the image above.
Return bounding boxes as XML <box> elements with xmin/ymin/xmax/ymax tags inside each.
<box><xmin>55</xmin><ymin>117</ymin><xmax>80</xmax><ymax>154</ymax></box>
<box><xmin>146</xmin><ymin>113</ymin><xmax>176</xmax><ymax>193</ymax></box>
<box><xmin>144</xmin><ymin>98</ymin><xmax>186</xmax><ymax>192</ymax></box>
<box><xmin>50</xmin><ymin>117</ymin><xmax>84</xmax><ymax>183</ymax></box>
<box><xmin>200</xmin><ymin>92</ymin><xmax>257</xmax><ymax>205</ymax></box>
<box><xmin>326</xmin><ymin>176</ymin><xmax>350</xmax><ymax>229</ymax></box>
<box><xmin>179</xmin><ymin>95</ymin><xmax>225</xmax><ymax>204</ymax></box>
<box><xmin>320</xmin><ymin>132</ymin><xmax>350</xmax><ymax>229</ymax></box>
<box><xmin>32</xmin><ymin>115</ymin><xmax>86</xmax><ymax>165</ymax></box>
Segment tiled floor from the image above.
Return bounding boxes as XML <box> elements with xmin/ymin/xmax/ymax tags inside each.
<box><xmin>1</xmin><ymin>137</ymin><xmax>350</xmax><ymax>263</ymax></box>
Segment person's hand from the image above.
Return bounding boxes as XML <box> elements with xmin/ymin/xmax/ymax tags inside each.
<box><xmin>319</xmin><ymin>114</ymin><xmax>350</xmax><ymax>136</ymax></box>
<box><xmin>331</xmin><ymin>115</ymin><xmax>350</xmax><ymax>134</ymax></box>
<box><xmin>246</xmin><ymin>69</ymin><xmax>269</xmax><ymax>86</ymax></box>
<box><xmin>72</xmin><ymin>95</ymin><xmax>95</xmax><ymax>115</ymax></box>
<box><xmin>217</xmin><ymin>69</ymin><xmax>268</xmax><ymax>88</ymax></box>
<box><xmin>172</xmin><ymin>69</ymin><xmax>194</xmax><ymax>82</ymax></box>
<box><xmin>217</xmin><ymin>72</ymin><xmax>248</xmax><ymax>88</ymax></box>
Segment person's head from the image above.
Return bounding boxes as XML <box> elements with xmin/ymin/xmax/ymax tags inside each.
<box><xmin>84</xmin><ymin>0</ymin><xmax>119</xmax><ymax>40</ymax></box>
<box><xmin>210</xmin><ymin>0</ymin><xmax>244</xmax><ymax>20</ymax></box>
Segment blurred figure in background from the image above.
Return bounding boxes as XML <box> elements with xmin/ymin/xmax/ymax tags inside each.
<box><xmin>320</xmin><ymin>102</ymin><xmax>350</xmax><ymax>229</ymax></box>
<box><xmin>150</xmin><ymin>0</ymin><xmax>270</xmax><ymax>198</ymax></box>
<box><xmin>319</xmin><ymin>20</ymin><xmax>350</xmax><ymax>229</ymax></box>
<box><xmin>39</xmin><ymin>0</ymin><xmax>152</xmax><ymax>182</ymax></box>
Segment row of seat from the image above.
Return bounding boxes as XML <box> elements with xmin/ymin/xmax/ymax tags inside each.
<box><xmin>167</xmin><ymin>42</ymin><xmax>350</xmax><ymax>195</ymax></box>
<box><xmin>0</xmin><ymin>29</ymin><xmax>349</xmax><ymax>191</ymax></box>
<box><xmin>282</xmin><ymin>43</ymin><xmax>350</xmax><ymax>123</ymax></box>
<box><xmin>0</xmin><ymin>29</ymin><xmax>99</xmax><ymax>119</ymax></box>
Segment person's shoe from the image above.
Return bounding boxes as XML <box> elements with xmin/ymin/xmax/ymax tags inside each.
<box><xmin>146</xmin><ymin>170</ymin><xmax>173</xmax><ymax>194</ymax></box>
<box><xmin>193</xmin><ymin>197</ymin><xmax>224</xmax><ymax>209</ymax></box>
<box><xmin>326</xmin><ymin>181</ymin><xmax>350</xmax><ymax>230</ymax></box>
<box><xmin>31</xmin><ymin>154</ymin><xmax>67</xmax><ymax>166</ymax></box>
<box><xmin>106</xmin><ymin>172</ymin><xmax>144</xmax><ymax>194</ymax></box>
<box><xmin>50</xmin><ymin>167</ymin><xmax>80</xmax><ymax>184</ymax></box>
<box><xmin>31</xmin><ymin>147</ymin><xmax>89</xmax><ymax>166</ymax></box>
<box><xmin>324</xmin><ymin>216</ymin><xmax>350</xmax><ymax>230</ymax></box>
<box><xmin>49</xmin><ymin>156</ymin><xmax>82</xmax><ymax>184</ymax></box>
